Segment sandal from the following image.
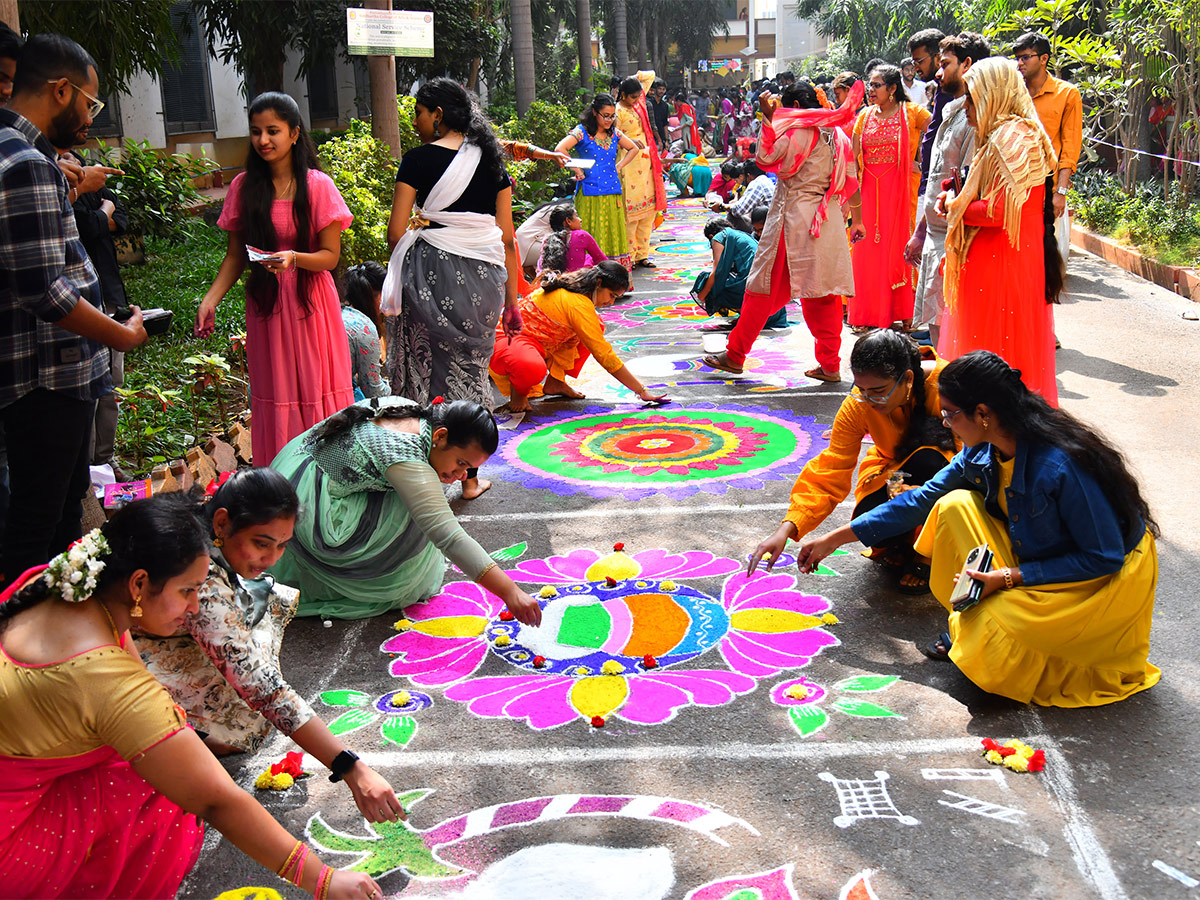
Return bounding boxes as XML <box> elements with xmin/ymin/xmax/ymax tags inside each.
<box><xmin>923</xmin><ymin>631</ymin><xmax>952</xmax><ymax>661</ymax></box>
<box><xmin>897</xmin><ymin>559</ymin><xmax>931</xmax><ymax>595</ymax></box>
<box><xmin>865</xmin><ymin>546</ymin><xmax>909</xmax><ymax>572</ymax></box>
<box><xmin>701</xmin><ymin>354</ymin><xmax>744</xmax><ymax>375</ymax></box>
<box><xmin>805</xmin><ymin>367</ymin><xmax>842</xmax><ymax>383</ymax></box>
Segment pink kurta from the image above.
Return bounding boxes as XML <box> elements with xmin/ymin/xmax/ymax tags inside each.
<box><xmin>219</xmin><ymin>170</ymin><xmax>355</xmax><ymax>464</ymax></box>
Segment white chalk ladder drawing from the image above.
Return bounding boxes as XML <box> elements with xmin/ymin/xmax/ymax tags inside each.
<box><xmin>819</xmin><ymin>771</ymin><xmax>919</xmax><ymax>828</ymax></box>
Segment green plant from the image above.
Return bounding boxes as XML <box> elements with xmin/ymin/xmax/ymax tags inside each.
<box><xmin>89</xmin><ymin>139</ymin><xmax>217</xmax><ymax>242</ymax></box>
<box><xmin>184</xmin><ymin>352</ymin><xmax>241</xmax><ymax>439</ymax></box>
<box><xmin>317</xmin><ymin>119</ymin><xmax>398</xmax><ymax>267</ymax></box>
<box><xmin>496</xmin><ymin>99</ymin><xmax>580</xmax><ymax>215</ymax></box>
<box><xmin>114</xmin><ymin>382</ymin><xmax>185</xmax><ymax>471</ymax></box>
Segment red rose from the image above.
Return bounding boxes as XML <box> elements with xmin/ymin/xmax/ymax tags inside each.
<box><xmin>532</xmin><ymin>656</ymin><xmax>546</xmax><ymax>668</ymax></box>
<box><xmin>613</xmin><ymin>542</ymin><xmax>625</xmax><ymax>551</ymax></box>
<box><xmin>270</xmin><ymin>750</ymin><xmax>305</xmax><ymax>777</ymax></box>
<box><xmin>981</xmin><ymin>738</ymin><xmax>1001</xmax><ymax>752</ymax></box>
<box><xmin>498</xmin><ymin>610</ymin><xmax>514</xmax><ymax>621</ymax></box>
<box><xmin>643</xmin><ymin>655</ymin><xmax>658</xmax><ymax>669</ymax></box>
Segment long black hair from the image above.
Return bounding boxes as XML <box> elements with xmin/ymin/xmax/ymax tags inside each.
<box><xmin>581</xmin><ymin>93</ymin><xmax>617</xmax><ymax>137</ymax></box>
<box><xmin>0</xmin><ymin>494</ymin><xmax>210</xmax><ymax>621</ymax></box>
<box><xmin>241</xmin><ymin>92</ymin><xmax>321</xmax><ymax>319</ymax></box>
<box><xmin>414</xmin><ymin>78</ymin><xmax>507</xmax><ymax>183</ymax></box>
<box><xmin>1042</xmin><ymin>191</ymin><xmax>1066</xmax><ymax>303</ymax></box>
<box><xmin>539</xmin><ymin>260</ymin><xmax>630</xmax><ymax>296</ymax></box>
<box><xmin>341</xmin><ymin>261</ymin><xmax>386</xmax><ymax>330</ymax></box>
<box><xmin>207</xmin><ymin>468</ymin><xmax>300</xmax><ymax>536</ymax></box>
<box><xmin>850</xmin><ymin>329</ymin><xmax>954</xmax><ymax>459</ymax></box>
<box><xmin>938</xmin><ymin>351</ymin><xmax>1158</xmax><ymax>541</ymax></box>
<box><xmin>312</xmin><ymin>399</ymin><xmax>499</xmax><ymax>455</ymax></box>
<box><xmin>617</xmin><ymin>77</ymin><xmax>643</xmax><ymax>101</ymax></box>
<box><xmin>780</xmin><ymin>81</ymin><xmax>820</xmax><ymax>110</ymax></box>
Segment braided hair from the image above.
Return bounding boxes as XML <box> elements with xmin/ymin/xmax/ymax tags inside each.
<box><xmin>849</xmin><ymin>329</ymin><xmax>955</xmax><ymax>459</ymax></box>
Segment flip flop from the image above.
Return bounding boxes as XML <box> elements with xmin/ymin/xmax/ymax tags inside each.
<box><xmin>923</xmin><ymin>631</ymin><xmax>952</xmax><ymax>660</ymax></box>
<box><xmin>805</xmin><ymin>367</ymin><xmax>842</xmax><ymax>383</ymax></box>
<box><xmin>701</xmin><ymin>354</ymin><xmax>744</xmax><ymax>375</ymax></box>
<box><xmin>897</xmin><ymin>559</ymin><xmax>932</xmax><ymax>595</ymax></box>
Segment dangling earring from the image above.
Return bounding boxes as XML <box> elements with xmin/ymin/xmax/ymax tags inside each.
<box><xmin>213</xmin><ymin>535</ymin><xmax>224</xmax><ymax>548</ymax></box>
<box><xmin>432</xmin><ymin>120</ymin><xmax>441</xmax><ymax>139</ymax></box>
<box><xmin>131</xmin><ymin>595</ymin><xmax>144</xmax><ymax>618</ymax></box>
<box><xmin>983</xmin><ymin>419</ymin><xmax>990</xmax><ymax>431</ymax></box>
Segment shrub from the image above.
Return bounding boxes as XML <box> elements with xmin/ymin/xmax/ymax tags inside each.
<box><xmin>318</xmin><ymin>119</ymin><xmax>398</xmax><ymax>267</ymax></box>
<box><xmin>496</xmin><ymin>100</ymin><xmax>581</xmax><ymax>218</ymax></box>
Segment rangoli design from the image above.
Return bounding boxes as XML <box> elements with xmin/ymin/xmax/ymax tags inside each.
<box><xmin>601</xmin><ymin>296</ymin><xmax>711</xmax><ymax>329</ymax></box>
<box><xmin>685</xmin><ymin>865</ymin><xmax>801</xmax><ymax>900</ymax></box>
<box><xmin>575</xmin><ymin>349</ymin><xmax>820</xmax><ymax>398</ymax></box>
<box><xmin>772</xmin><ymin>674</ymin><xmax>904</xmax><ymax>738</ymax></box>
<box><xmin>495</xmin><ymin>404</ymin><xmax>819</xmax><ymax>501</ymax></box>
<box><xmin>319</xmin><ymin>688</ymin><xmax>428</xmax><ymax>747</ymax></box>
<box><xmin>383</xmin><ymin>545</ymin><xmax>837</xmax><ymax>729</ymax></box>
<box><xmin>937</xmin><ymin>791</ymin><xmax>1026</xmax><ymax>824</ymax></box>
<box><xmin>819</xmin><ymin>771</ymin><xmax>920</xmax><ymax>828</ymax></box>
<box><xmin>654</xmin><ymin>240</ymin><xmax>712</xmax><ymax>257</ymax></box>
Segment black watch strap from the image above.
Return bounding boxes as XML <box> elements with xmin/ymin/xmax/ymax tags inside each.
<box><xmin>328</xmin><ymin>749</ymin><xmax>360</xmax><ymax>783</ymax></box>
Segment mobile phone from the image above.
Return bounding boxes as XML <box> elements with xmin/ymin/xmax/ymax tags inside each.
<box><xmin>950</xmin><ymin>543</ymin><xmax>993</xmax><ymax>612</ymax></box>
<box><xmin>950</xmin><ymin>166</ymin><xmax>963</xmax><ymax>194</ymax></box>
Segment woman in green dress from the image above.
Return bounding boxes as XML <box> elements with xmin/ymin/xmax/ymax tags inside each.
<box><xmin>270</xmin><ymin>398</ymin><xmax>541</xmax><ymax>624</ymax></box>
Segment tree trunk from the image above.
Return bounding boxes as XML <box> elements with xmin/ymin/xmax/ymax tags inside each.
<box><xmin>0</xmin><ymin>0</ymin><xmax>17</xmax><ymax>30</ymax></box>
<box><xmin>365</xmin><ymin>0</ymin><xmax>401</xmax><ymax>158</ymax></box>
<box><xmin>512</xmin><ymin>0</ymin><xmax>536</xmax><ymax>115</ymax></box>
<box><xmin>639</xmin><ymin>7</ymin><xmax>649</xmax><ymax>72</ymax></box>
<box><xmin>613</xmin><ymin>0</ymin><xmax>629</xmax><ymax>76</ymax></box>
<box><xmin>575</xmin><ymin>0</ymin><xmax>592</xmax><ymax>89</ymax></box>
<box><xmin>468</xmin><ymin>56</ymin><xmax>481</xmax><ymax>93</ymax></box>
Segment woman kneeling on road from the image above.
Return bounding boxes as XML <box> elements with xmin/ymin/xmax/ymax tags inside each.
<box><xmin>790</xmin><ymin>350</ymin><xmax>1160</xmax><ymax>708</ymax></box>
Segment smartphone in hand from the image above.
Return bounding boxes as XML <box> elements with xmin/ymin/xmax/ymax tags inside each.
<box><xmin>950</xmin><ymin>543</ymin><xmax>994</xmax><ymax>612</ymax></box>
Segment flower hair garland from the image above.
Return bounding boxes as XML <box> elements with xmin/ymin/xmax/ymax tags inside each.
<box><xmin>41</xmin><ymin>528</ymin><xmax>110</xmax><ymax>603</ymax></box>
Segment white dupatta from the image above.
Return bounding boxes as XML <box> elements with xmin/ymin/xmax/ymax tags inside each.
<box><xmin>380</xmin><ymin>142</ymin><xmax>506</xmax><ymax>315</ymax></box>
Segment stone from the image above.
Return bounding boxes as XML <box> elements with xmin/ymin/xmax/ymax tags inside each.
<box><xmin>228</xmin><ymin>421</ymin><xmax>253</xmax><ymax>465</ymax></box>
<box><xmin>205</xmin><ymin>435</ymin><xmax>238</xmax><ymax>475</ymax></box>
<box><xmin>186</xmin><ymin>446</ymin><xmax>219</xmax><ymax>488</ymax></box>
<box><xmin>150</xmin><ymin>463</ymin><xmax>179</xmax><ymax>496</ymax></box>
<box><xmin>170</xmin><ymin>459</ymin><xmax>194</xmax><ymax>493</ymax></box>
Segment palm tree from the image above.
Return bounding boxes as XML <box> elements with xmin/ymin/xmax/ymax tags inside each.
<box><xmin>576</xmin><ymin>0</ymin><xmax>593</xmax><ymax>89</ymax></box>
<box><xmin>512</xmin><ymin>0</ymin><xmax>536</xmax><ymax>114</ymax></box>
<box><xmin>613</xmin><ymin>0</ymin><xmax>630</xmax><ymax>75</ymax></box>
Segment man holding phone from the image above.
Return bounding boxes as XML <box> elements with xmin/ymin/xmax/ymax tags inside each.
<box><xmin>908</xmin><ymin>32</ymin><xmax>991</xmax><ymax>347</ymax></box>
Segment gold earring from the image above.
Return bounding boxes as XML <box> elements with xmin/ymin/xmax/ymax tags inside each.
<box><xmin>983</xmin><ymin>419</ymin><xmax>989</xmax><ymax>430</ymax></box>
<box><xmin>132</xmin><ymin>595</ymin><xmax>144</xmax><ymax>618</ymax></box>
<box><xmin>213</xmin><ymin>536</ymin><xmax>224</xmax><ymax>548</ymax></box>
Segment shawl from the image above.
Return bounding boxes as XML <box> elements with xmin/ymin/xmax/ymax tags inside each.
<box><xmin>633</xmin><ymin>71</ymin><xmax>668</xmax><ymax>220</ymax></box>
<box><xmin>380</xmin><ymin>141</ymin><xmax>505</xmax><ymax>315</ymax></box>
<box><xmin>944</xmin><ymin>58</ymin><xmax>1057</xmax><ymax>313</ymax></box>
<box><xmin>758</xmin><ymin>80</ymin><xmax>865</xmax><ymax>237</ymax></box>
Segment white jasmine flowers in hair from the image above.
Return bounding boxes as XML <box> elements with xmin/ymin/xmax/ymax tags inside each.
<box><xmin>42</xmin><ymin>528</ymin><xmax>111</xmax><ymax>603</ymax></box>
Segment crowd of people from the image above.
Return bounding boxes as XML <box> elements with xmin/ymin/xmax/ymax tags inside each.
<box><xmin>0</xmin><ymin>21</ymin><xmax>1159</xmax><ymax>900</ymax></box>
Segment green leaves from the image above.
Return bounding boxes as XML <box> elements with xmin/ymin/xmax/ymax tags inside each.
<box><xmin>320</xmin><ymin>690</ymin><xmax>372</xmax><ymax>707</ymax></box>
<box><xmin>491</xmin><ymin>542</ymin><xmax>529</xmax><ymax>562</ymax></box>
<box><xmin>306</xmin><ymin>806</ymin><xmax>463</xmax><ymax>879</ymax></box>
<box><xmin>788</xmin><ymin>705</ymin><xmax>830</xmax><ymax>737</ymax></box>
<box><xmin>327</xmin><ymin>709</ymin><xmax>378</xmax><ymax>736</ymax></box>
<box><xmin>381</xmin><ymin>716</ymin><xmax>419</xmax><ymax>747</ymax></box>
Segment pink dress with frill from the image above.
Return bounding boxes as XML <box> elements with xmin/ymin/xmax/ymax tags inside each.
<box><xmin>218</xmin><ymin>170</ymin><xmax>355</xmax><ymax>464</ymax></box>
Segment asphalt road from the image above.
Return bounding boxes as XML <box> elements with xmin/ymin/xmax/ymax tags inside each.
<box><xmin>182</xmin><ymin>201</ymin><xmax>1200</xmax><ymax>900</ymax></box>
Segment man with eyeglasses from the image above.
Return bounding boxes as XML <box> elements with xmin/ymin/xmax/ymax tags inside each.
<box><xmin>0</xmin><ymin>33</ymin><xmax>146</xmax><ymax>587</ymax></box>
<box><xmin>1014</xmin><ymin>31</ymin><xmax>1081</xmax><ymax>271</ymax></box>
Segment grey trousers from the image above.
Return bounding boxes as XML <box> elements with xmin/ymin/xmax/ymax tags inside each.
<box><xmin>91</xmin><ymin>348</ymin><xmax>124</xmax><ymax>466</ymax></box>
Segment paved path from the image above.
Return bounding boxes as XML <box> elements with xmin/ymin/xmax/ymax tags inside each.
<box><xmin>185</xmin><ymin>196</ymin><xmax>1200</xmax><ymax>900</ymax></box>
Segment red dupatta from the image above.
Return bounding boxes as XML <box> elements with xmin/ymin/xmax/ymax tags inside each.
<box><xmin>631</xmin><ymin>98</ymin><xmax>667</xmax><ymax>217</ymax></box>
<box><xmin>674</xmin><ymin>101</ymin><xmax>703</xmax><ymax>155</ymax></box>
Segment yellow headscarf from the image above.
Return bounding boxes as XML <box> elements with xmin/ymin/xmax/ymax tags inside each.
<box><xmin>943</xmin><ymin>58</ymin><xmax>1057</xmax><ymax>313</ymax></box>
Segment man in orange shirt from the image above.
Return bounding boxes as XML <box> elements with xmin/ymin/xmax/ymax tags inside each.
<box><xmin>1015</xmin><ymin>31</ymin><xmax>1082</xmax><ymax>270</ymax></box>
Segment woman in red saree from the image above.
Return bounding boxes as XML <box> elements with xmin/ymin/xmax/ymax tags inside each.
<box><xmin>0</xmin><ymin>496</ymin><xmax>382</xmax><ymax>899</ymax></box>
<box><xmin>849</xmin><ymin>64</ymin><xmax>931</xmax><ymax>330</ymax></box>
<box><xmin>938</xmin><ymin>58</ymin><xmax>1060</xmax><ymax>404</ymax></box>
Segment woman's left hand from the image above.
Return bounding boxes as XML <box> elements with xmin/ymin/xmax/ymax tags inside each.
<box><xmin>343</xmin><ymin>763</ymin><xmax>407</xmax><ymax>823</ymax></box>
<box><xmin>957</xmin><ymin>567</ymin><xmax>1013</xmax><ymax>600</ymax></box>
<box><xmin>502</xmin><ymin>303</ymin><xmax>523</xmax><ymax>338</ymax></box>
<box><xmin>262</xmin><ymin>250</ymin><xmax>296</xmax><ymax>275</ymax></box>
<box><xmin>637</xmin><ymin>388</ymin><xmax>670</xmax><ymax>405</ymax></box>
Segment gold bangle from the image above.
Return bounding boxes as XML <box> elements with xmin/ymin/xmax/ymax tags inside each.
<box><xmin>1002</xmin><ymin>567</ymin><xmax>1013</xmax><ymax>590</ymax></box>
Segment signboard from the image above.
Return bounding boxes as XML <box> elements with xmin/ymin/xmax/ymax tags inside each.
<box><xmin>697</xmin><ymin>58</ymin><xmax>744</xmax><ymax>75</ymax></box>
<box><xmin>346</xmin><ymin>8</ymin><xmax>434</xmax><ymax>57</ymax></box>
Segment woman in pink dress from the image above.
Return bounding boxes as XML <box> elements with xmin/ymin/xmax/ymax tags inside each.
<box><xmin>849</xmin><ymin>65</ymin><xmax>931</xmax><ymax>331</ymax></box>
<box><xmin>195</xmin><ymin>92</ymin><xmax>355</xmax><ymax>465</ymax></box>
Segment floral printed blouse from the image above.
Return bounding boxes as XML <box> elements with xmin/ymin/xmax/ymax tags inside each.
<box><xmin>341</xmin><ymin>305</ymin><xmax>389</xmax><ymax>399</ymax></box>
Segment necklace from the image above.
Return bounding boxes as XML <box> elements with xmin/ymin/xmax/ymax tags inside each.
<box><xmin>97</xmin><ymin>601</ymin><xmax>122</xmax><ymax>644</ymax></box>
<box><xmin>277</xmin><ymin>177</ymin><xmax>295</xmax><ymax>200</ymax></box>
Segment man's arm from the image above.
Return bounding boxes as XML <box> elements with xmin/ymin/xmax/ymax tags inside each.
<box><xmin>1053</xmin><ymin>86</ymin><xmax>1084</xmax><ymax>218</ymax></box>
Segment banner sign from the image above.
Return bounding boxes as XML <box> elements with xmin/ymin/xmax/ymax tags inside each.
<box><xmin>346</xmin><ymin>8</ymin><xmax>434</xmax><ymax>57</ymax></box>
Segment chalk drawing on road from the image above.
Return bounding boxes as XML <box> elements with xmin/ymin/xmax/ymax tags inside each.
<box><xmin>210</xmin><ymin>890</ymin><xmax>284</xmax><ymax>900</ymax></box>
<box><xmin>305</xmin><ymin>789</ymin><xmax>758</xmax><ymax>880</ymax></box>
<box><xmin>1153</xmin><ymin>859</ymin><xmax>1200</xmax><ymax>888</ymax></box>
<box><xmin>838</xmin><ymin>870</ymin><xmax>882</xmax><ymax>900</ymax></box>
<box><xmin>773</xmin><ymin>675</ymin><xmax>904</xmax><ymax>738</ymax></box>
<box><xmin>684</xmin><ymin>864</ymin><xmax>801</xmax><ymax>900</ymax></box>
<box><xmin>922</xmin><ymin>767</ymin><xmax>1007</xmax><ymax>788</ymax></box>
<box><xmin>937</xmin><ymin>791</ymin><xmax>1026</xmax><ymax>824</ymax></box>
<box><xmin>383</xmin><ymin>545</ymin><xmax>837</xmax><ymax>730</ymax></box>
<box><xmin>819</xmin><ymin>771</ymin><xmax>920</xmax><ymax>829</ymax></box>
<box><xmin>319</xmin><ymin>689</ymin><xmax>429</xmax><ymax>747</ymax></box>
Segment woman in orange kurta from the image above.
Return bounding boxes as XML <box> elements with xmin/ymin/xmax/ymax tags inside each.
<box><xmin>749</xmin><ymin>330</ymin><xmax>957</xmax><ymax>591</ymax></box>
<box><xmin>938</xmin><ymin>58</ymin><xmax>1060</xmax><ymax>405</ymax></box>
<box><xmin>489</xmin><ymin>263</ymin><xmax>669</xmax><ymax>412</ymax></box>
<box><xmin>849</xmin><ymin>65</ymin><xmax>931</xmax><ymax>330</ymax></box>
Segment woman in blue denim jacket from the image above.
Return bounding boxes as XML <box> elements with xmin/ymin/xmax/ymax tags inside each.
<box><xmin>794</xmin><ymin>351</ymin><xmax>1160</xmax><ymax>707</ymax></box>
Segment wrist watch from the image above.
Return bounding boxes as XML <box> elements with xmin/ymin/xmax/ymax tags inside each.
<box><xmin>328</xmin><ymin>749</ymin><xmax>360</xmax><ymax>782</ymax></box>
<box><xmin>1056</xmin><ymin>186</ymin><xmax>1069</xmax><ymax>195</ymax></box>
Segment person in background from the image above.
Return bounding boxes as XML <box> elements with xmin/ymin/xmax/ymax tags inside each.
<box><xmin>901</xmin><ymin>58</ymin><xmax>928</xmax><ymax>106</ymax></box>
<box><xmin>615</xmin><ymin>76</ymin><xmax>666</xmax><ymax>270</ymax></box>
<box><xmin>648</xmin><ymin>79</ymin><xmax>672</xmax><ymax>149</ymax></box>
<box><xmin>778</xmin><ymin>70</ymin><xmax>797</xmax><ymax>88</ymax></box>
<box><xmin>0</xmin><ymin>34</ymin><xmax>147</xmax><ymax>588</ymax></box>
<box><xmin>1015</xmin><ymin>31</ymin><xmax>1082</xmax><ymax>272</ymax></box>
<box><xmin>515</xmin><ymin>200</ymin><xmax>560</xmax><ymax>276</ymax></box>
<box><xmin>706</xmin><ymin>159</ymin><xmax>740</xmax><ymax>205</ymax></box>
<box><xmin>909</xmin><ymin>28</ymin><xmax>948</xmax><ymax>198</ymax></box>
<box><xmin>340</xmin><ymin>261</ymin><xmax>389</xmax><ymax>401</ymax></box>
<box><xmin>714</xmin><ymin>160</ymin><xmax>776</xmax><ymax>224</ymax></box>
<box><xmin>0</xmin><ymin>495</ymin><xmax>382</xmax><ymax>899</ymax></box>
<box><xmin>906</xmin><ymin>32</ymin><xmax>990</xmax><ymax>348</ymax></box>
<box><xmin>489</xmin><ymin>263</ymin><xmax>668</xmax><ymax>412</ymax></box>
<box><xmin>925</xmin><ymin>81</ymin><xmax>937</xmax><ymax>106</ymax></box>
<box><xmin>695</xmin><ymin>88</ymin><xmax>711</xmax><ymax>141</ymax></box>
<box><xmin>938</xmin><ymin>57</ymin><xmax>1060</xmax><ymax>404</ymax></box>
<box><xmin>0</xmin><ymin>20</ymin><xmax>16</xmax><ymax>544</ymax></box>
<box><xmin>718</xmin><ymin>89</ymin><xmax>736</xmax><ymax>153</ymax></box>
<box><xmin>673</xmin><ymin>90</ymin><xmax>703</xmax><ymax>155</ymax></box>
<box><xmin>796</xmin><ymin>351</ymin><xmax>1160</xmax><ymax>708</ymax></box>
<box><xmin>538</xmin><ymin>203</ymin><xmax>606</xmax><ymax>274</ymax></box>
<box><xmin>196</xmin><ymin>91</ymin><xmax>355</xmax><ymax>466</ymax></box>
<box><xmin>668</xmin><ymin>151</ymin><xmax>713</xmax><ymax>198</ymax></box>
<box><xmin>692</xmin><ymin>216</ymin><xmax>785</xmax><ymax>332</ymax></box>
<box><xmin>269</xmin><ymin>398</ymin><xmax>543</xmax><ymax>623</ymax></box>
<box><xmin>849</xmin><ymin>64</ymin><xmax>931</xmax><ymax>332</ymax></box>
<box><xmin>555</xmin><ymin>93</ymin><xmax>640</xmax><ymax>271</ymax></box>
<box><xmin>831</xmin><ymin>72</ymin><xmax>863</xmax><ymax>111</ymax></box>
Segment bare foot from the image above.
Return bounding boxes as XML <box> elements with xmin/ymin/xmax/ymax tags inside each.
<box><xmin>462</xmin><ymin>476</ymin><xmax>492</xmax><ymax>500</ymax></box>
<box><xmin>508</xmin><ymin>396</ymin><xmax>530</xmax><ymax>413</ymax></box>
<box><xmin>542</xmin><ymin>376</ymin><xmax>585</xmax><ymax>399</ymax></box>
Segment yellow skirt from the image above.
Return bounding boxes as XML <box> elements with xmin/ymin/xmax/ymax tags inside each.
<box><xmin>914</xmin><ymin>490</ymin><xmax>1161</xmax><ymax>707</ymax></box>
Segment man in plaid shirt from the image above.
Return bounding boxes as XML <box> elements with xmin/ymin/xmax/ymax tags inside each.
<box><xmin>0</xmin><ymin>34</ymin><xmax>146</xmax><ymax>586</ymax></box>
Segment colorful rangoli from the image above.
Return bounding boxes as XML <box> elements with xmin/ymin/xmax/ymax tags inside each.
<box><xmin>494</xmin><ymin>403</ymin><xmax>819</xmax><ymax>501</ymax></box>
<box><xmin>601</xmin><ymin>295</ymin><xmax>711</xmax><ymax>328</ymax></box>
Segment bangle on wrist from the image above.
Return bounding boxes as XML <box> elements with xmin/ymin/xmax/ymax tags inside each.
<box><xmin>1002</xmin><ymin>567</ymin><xmax>1014</xmax><ymax>590</ymax></box>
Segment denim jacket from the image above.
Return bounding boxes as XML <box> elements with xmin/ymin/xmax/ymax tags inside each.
<box><xmin>851</xmin><ymin>441</ymin><xmax>1144</xmax><ymax>586</ymax></box>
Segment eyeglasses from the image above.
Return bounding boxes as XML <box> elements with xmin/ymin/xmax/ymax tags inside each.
<box><xmin>940</xmin><ymin>408</ymin><xmax>965</xmax><ymax>426</ymax></box>
<box><xmin>911</xmin><ymin>53</ymin><xmax>931</xmax><ymax>65</ymax></box>
<box><xmin>1014</xmin><ymin>52</ymin><xmax>1042</xmax><ymax>63</ymax></box>
<box><xmin>48</xmin><ymin>78</ymin><xmax>105</xmax><ymax>118</ymax></box>
<box><xmin>597</xmin><ymin>112</ymin><xmax>616</xmax><ymax>120</ymax></box>
<box><xmin>868</xmin><ymin>82</ymin><xmax>886</xmax><ymax>90</ymax></box>
<box><xmin>851</xmin><ymin>380</ymin><xmax>902</xmax><ymax>406</ymax></box>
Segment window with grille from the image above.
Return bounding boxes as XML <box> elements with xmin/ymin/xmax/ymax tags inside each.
<box><xmin>160</xmin><ymin>2</ymin><xmax>215</xmax><ymax>134</ymax></box>
<box><xmin>307</xmin><ymin>57</ymin><xmax>339</xmax><ymax>121</ymax></box>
